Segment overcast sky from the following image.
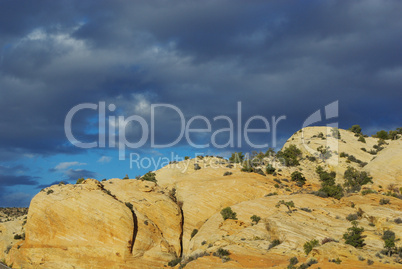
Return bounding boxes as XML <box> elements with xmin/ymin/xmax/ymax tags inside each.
<box><xmin>0</xmin><ymin>0</ymin><xmax>401</xmax><ymax>207</ymax></box>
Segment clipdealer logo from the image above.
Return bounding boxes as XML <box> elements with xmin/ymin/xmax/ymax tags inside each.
<box><xmin>64</xmin><ymin>102</ymin><xmax>287</xmax><ymax>160</ymax></box>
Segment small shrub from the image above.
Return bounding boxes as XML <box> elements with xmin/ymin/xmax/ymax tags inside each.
<box><xmin>191</xmin><ymin>229</ymin><xmax>198</xmax><ymax>238</ymax></box>
<box><xmin>367</xmin><ymin>259</ymin><xmax>374</xmax><ymax>265</ymax></box>
<box><xmin>266</xmin><ymin>164</ymin><xmax>276</xmax><ymax>174</ymax></box>
<box><xmin>344</xmin><ymin>166</ymin><xmax>373</xmax><ymax>191</ymax></box>
<box><xmin>276</xmin><ymin>200</ymin><xmax>295</xmax><ymax>214</ymax></box>
<box><xmin>46</xmin><ymin>189</ymin><xmax>54</xmax><ymax>195</ymax></box>
<box><xmin>274</xmin><ymin>178</ymin><xmax>281</xmax><ymax>184</ymax></box>
<box><xmin>214</xmin><ymin>248</ymin><xmax>230</xmax><ymax>258</ymax></box>
<box><xmin>142</xmin><ymin>171</ymin><xmax>157</xmax><ymax>183</ymax></box>
<box><xmin>288</xmin><ymin>257</ymin><xmax>298</xmax><ymax>266</ymax></box>
<box><xmin>291</xmin><ymin>171</ymin><xmax>306</xmax><ymax>187</ymax></box>
<box><xmin>184</xmin><ymin>156</ymin><xmax>190</xmax><ymax>160</ymax></box>
<box><xmin>194</xmin><ymin>163</ymin><xmax>201</xmax><ymax>170</ymax></box>
<box><xmin>229</xmin><ymin>152</ymin><xmax>244</xmax><ymax>163</ymax></box>
<box><xmin>298</xmin><ymin>258</ymin><xmax>318</xmax><ymax>269</ymax></box>
<box><xmin>361</xmin><ymin>189</ymin><xmax>377</xmax><ymax>195</ymax></box>
<box><xmin>319</xmin><ymin>184</ymin><xmax>344</xmax><ymax>200</ymax></box>
<box><xmin>313</xmin><ymin>190</ymin><xmax>328</xmax><ymax>198</ymax></box>
<box><xmin>265</xmin><ymin>192</ymin><xmax>278</xmax><ymax>197</ymax></box>
<box><xmin>14</xmin><ymin>234</ymin><xmax>23</xmax><ymax>240</ymax></box>
<box><xmin>250</xmin><ymin>215</ymin><xmax>261</xmax><ymax>224</ymax></box>
<box><xmin>223</xmin><ymin>171</ymin><xmax>232</xmax><ymax>176</ymax></box>
<box><xmin>346</xmin><ymin>213</ymin><xmax>359</xmax><ymax>221</ymax></box>
<box><xmin>123</xmin><ymin>174</ymin><xmax>129</xmax><ymax>179</ymax></box>
<box><xmin>394</xmin><ymin>218</ymin><xmax>402</xmax><ymax>224</ymax></box>
<box><xmin>382</xmin><ymin>230</ymin><xmax>396</xmax><ymax>256</ymax></box>
<box><xmin>76</xmin><ymin>178</ymin><xmax>85</xmax><ymax>184</ymax></box>
<box><xmin>220</xmin><ymin>207</ymin><xmax>237</xmax><ymax>220</ymax></box>
<box><xmin>300</xmin><ymin>207</ymin><xmax>312</xmax><ymax>213</ymax></box>
<box><xmin>58</xmin><ymin>181</ymin><xmax>65</xmax><ymax>186</ymax></box>
<box><xmin>168</xmin><ymin>258</ymin><xmax>181</xmax><ymax>267</ymax></box>
<box><xmin>254</xmin><ymin>168</ymin><xmax>266</xmax><ymax>176</ymax></box>
<box><xmin>349</xmin><ymin>125</ymin><xmax>362</xmax><ymax>134</ymax></box>
<box><xmin>4</xmin><ymin>245</ymin><xmax>12</xmax><ymax>254</ymax></box>
<box><xmin>358</xmin><ymin>136</ymin><xmax>366</xmax><ymax>143</ymax></box>
<box><xmin>268</xmin><ymin>239</ymin><xmax>281</xmax><ymax>250</ymax></box>
<box><xmin>303</xmin><ymin>239</ymin><xmax>319</xmax><ymax>255</ymax></box>
<box><xmin>276</xmin><ymin>145</ymin><xmax>302</xmax><ymax>166</ymax></box>
<box><xmin>307</xmin><ymin>156</ymin><xmax>316</xmax><ymax>162</ymax></box>
<box><xmin>331</xmin><ymin>128</ymin><xmax>341</xmax><ymax>139</ymax></box>
<box><xmin>330</xmin><ymin>258</ymin><xmax>342</xmax><ymax>264</ymax></box>
<box><xmin>343</xmin><ymin>221</ymin><xmax>365</xmax><ymax>248</ymax></box>
<box><xmin>274</xmin><ymin>183</ymin><xmax>280</xmax><ymax>188</ymax></box>
<box><xmin>380</xmin><ymin>198</ymin><xmax>390</xmax><ymax>205</ymax></box>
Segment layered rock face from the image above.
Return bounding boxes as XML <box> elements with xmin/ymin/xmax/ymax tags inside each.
<box><xmin>6</xmin><ymin>179</ymin><xmax>182</xmax><ymax>269</ymax></box>
<box><xmin>1</xmin><ymin>127</ymin><xmax>401</xmax><ymax>268</ymax></box>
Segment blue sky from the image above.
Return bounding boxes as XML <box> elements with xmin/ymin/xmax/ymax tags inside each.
<box><xmin>0</xmin><ymin>0</ymin><xmax>401</xmax><ymax>207</ymax></box>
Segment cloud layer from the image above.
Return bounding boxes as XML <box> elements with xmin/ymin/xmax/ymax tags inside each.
<box><xmin>0</xmin><ymin>1</ymin><xmax>401</xmax><ymax>206</ymax></box>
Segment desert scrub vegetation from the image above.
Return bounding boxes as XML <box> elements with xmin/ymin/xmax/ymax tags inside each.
<box><xmin>331</xmin><ymin>127</ymin><xmax>341</xmax><ymax>139</ymax></box>
<box><xmin>346</xmin><ymin>213</ymin><xmax>359</xmax><ymax>222</ymax></box>
<box><xmin>287</xmin><ymin>257</ymin><xmax>299</xmax><ymax>269</ymax></box>
<box><xmin>168</xmin><ymin>257</ymin><xmax>181</xmax><ymax>267</ymax></box>
<box><xmin>290</xmin><ymin>171</ymin><xmax>306</xmax><ymax>187</ymax></box>
<box><xmin>190</xmin><ymin>229</ymin><xmax>198</xmax><ymax>238</ymax></box>
<box><xmin>394</xmin><ymin>218</ymin><xmax>402</xmax><ymax>224</ymax></box>
<box><xmin>339</xmin><ymin>152</ymin><xmax>367</xmax><ymax>167</ymax></box>
<box><xmin>220</xmin><ymin>207</ymin><xmax>237</xmax><ymax>220</ymax></box>
<box><xmin>266</xmin><ymin>164</ymin><xmax>276</xmax><ymax>174</ymax></box>
<box><xmin>268</xmin><ymin>239</ymin><xmax>281</xmax><ymax>250</ymax></box>
<box><xmin>343</xmin><ymin>221</ymin><xmax>366</xmax><ymax>248</ymax></box>
<box><xmin>250</xmin><ymin>215</ymin><xmax>261</xmax><ymax>224</ymax></box>
<box><xmin>213</xmin><ymin>248</ymin><xmax>231</xmax><ymax>262</ymax></box>
<box><xmin>361</xmin><ymin>189</ymin><xmax>377</xmax><ymax>195</ymax></box>
<box><xmin>303</xmin><ymin>239</ymin><xmax>319</xmax><ymax>255</ymax></box>
<box><xmin>276</xmin><ymin>145</ymin><xmax>302</xmax><ymax>166</ymax></box>
<box><xmin>343</xmin><ymin>166</ymin><xmax>372</xmax><ymax>193</ymax></box>
<box><xmin>349</xmin><ymin>124</ymin><xmax>362</xmax><ymax>135</ymax></box>
<box><xmin>317</xmin><ymin>145</ymin><xmax>332</xmax><ymax>160</ymax></box>
<box><xmin>358</xmin><ymin>136</ymin><xmax>366</xmax><ymax>143</ymax></box>
<box><xmin>229</xmin><ymin>152</ymin><xmax>244</xmax><ymax>163</ymax></box>
<box><xmin>314</xmin><ymin>165</ymin><xmax>344</xmax><ymax>199</ymax></box>
<box><xmin>379</xmin><ymin>198</ymin><xmax>390</xmax><ymax>205</ymax></box>
<box><xmin>14</xmin><ymin>233</ymin><xmax>25</xmax><ymax>240</ymax></box>
<box><xmin>276</xmin><ymin>200</ymin><xmax>295</xmax><ymax>214</ymax></box>
<box><xmin>381</xmin><ymin>230</ymin><xmax>397</xmax><ymax>256</ymax></box>
<box><xmin>142</xmin><ymin>171</ymin><xmax>157</xmax><ymax>183</ymax></box>
<box><xmin>223</xmin><ymin>171</ymin><xmax>232</xmax><ymax>176</ymax></box>
<box><xmin>46</xmin><ymin>189</ymin><xmax>54</xmax><ymax>195</ymax></box>
<box><xmin>76</xmin><ymin>177</ymin><xmax>85</xmax><ymax>184</ymax></box>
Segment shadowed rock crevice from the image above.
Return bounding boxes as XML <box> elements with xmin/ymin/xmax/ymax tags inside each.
<box><xmin>101</xmin><ymin>183</ymin><xmax>138</xmax><ymax>254</ymax></box>
<box><xmin>126</xmin><ymin>206</ymin><xmax>138</xmax><ymax>254</ymax></box>
<box><xmin>179</xmin><ymin>202</ymin><xmax>184</xmax><ymax>258</ymax></box>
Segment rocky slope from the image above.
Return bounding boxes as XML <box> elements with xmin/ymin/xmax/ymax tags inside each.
<box><xmin>1</xmin><ymin>126</ymin><xmax>401</xmax><ymax>268</ymax></box>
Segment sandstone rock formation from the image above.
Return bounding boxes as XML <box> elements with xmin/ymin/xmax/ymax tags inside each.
<box><xmin>1</xmin><ymin>126</ymin><xmax>401</xmax><ymax>268</ymax></box>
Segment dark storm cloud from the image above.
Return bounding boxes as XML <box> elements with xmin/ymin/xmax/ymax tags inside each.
<box><xmin>0</xmin><ymin>0</ymin><xmax>401</xmax><ymax>160</ymax></box>
<box><xmin>0</xmin><ymin>165</ymin><xmax>39</xmax><ymax>186</ymax></box>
